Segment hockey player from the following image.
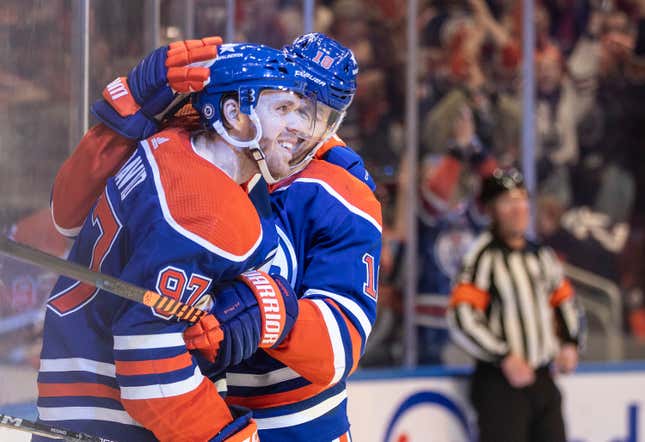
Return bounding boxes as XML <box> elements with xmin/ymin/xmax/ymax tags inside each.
<box><xmin>51</xmin><ymin>34</ymin><xmax>381</xmax><ymax>442</ymax></box>
<box><xmin>212</xmin><ymin>35</ymin><xmax>380</xmax><ymax>442</ymax></box>
<box><xmin>35</xmin><ymin>40</ymin><xmax>335</xmax><ymax>442</ymax></box>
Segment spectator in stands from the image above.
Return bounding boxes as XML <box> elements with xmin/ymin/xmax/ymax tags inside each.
<box><xmin>396</xmin><ymin>103</ymin><xmax>495</xmax><ymax>365</ymax></box>
<box><xmin>534</xmin><ymin>42</ymin><xmax>579</xmax><ymax>207</ymax></box>
<box><xmin>565</xmin><ymin>1</ymin><xmax>645</xmax><ymax>338</ymax></box>
<box><xmin>448</xmin><ymin>168</ymin><xmax>583</xmax><ymax>442</ymax></box>
<box><xmin>328</xmin><ymin>0</ymin><xmax>405</xmax><ymax>180</ymax></box>
<box><xmin>420</xmin><ymin>2</ymin><xmax>521</xmax><ymax>166</ymax></box>
<box><xmin>537</xmin><ymin>194</ymin><xmax>628</xmax><ymax>285</ymax></box>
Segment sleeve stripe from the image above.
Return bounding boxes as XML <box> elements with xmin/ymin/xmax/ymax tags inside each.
<box><xmin>448</xmin><ymin>310</ymin><xmax>496</xmax><ymax>361</ymax></box>
<box><xmin>559</xmin><ymin>299</ymin><xmax>580</xmax><ymax>337</ymax></box>
<box><xmin>311</xmin><ymin>299</ymin><xmax>346</xmax><ymax>385</ymax></box>
<box><xmin>449</xmin><ymin>283</ymin><xmax>491</xmax><ymax>311</ymax></box>
<box><xmin>304</xmin><ymin>289</ymin><xmax>372</xmax><ymax>339</ymax></box>
<box><xmin>115</xmin><ymin>352</ymin><xmax>193</xmax><ymax>376</ymax></box>
<box><xmin>50</xmin><ymin>200</ymin><xmax>83</xmax><ymax>237</ymax></box>
<box><xmin>550</xmin><ymin>279</ymin><xmax>574</xmax><ymax>307</ymax></box>
<box><xmin>38</xmin><ymin>382</ymin><xmax>121</xmax><ymax>401</ymax></box>
<box><xmin>456</xmin><ymin>304</ymin><xmax>509</xmax><ymax>356</ymax></box>
<box><xmin>226</xmin><ymin>367</ymin><xmax>300</xmax><ymax>388</ymax></box>
<box><xmin>38</xmin><ymin>406</ymin><xmax>142</xmax><ymax>427</ymax></box>
<box><xmin>253</xmin><ymin>389</ymin><xmax>348</xmax><ymax>430</ymax></box>
<box><xmin>474</xmin><ymin>252</ymin><xmax>493</xmax><ymax>290</ymax></box>
<box><xmin>113</xmin><ymin>332</ymin><xmax>185</xmax><ymax>350</ymax></box>
<box><xmin>291</xmin><ymin>178</ymin><xmax>382</xmax><ymax>232</ymax></box>
<box><xmin>40</xmin><ymin>358</ymin><xmax>116</xmax><ymax>378</ymax></box>
<box><xmin>119</xmin><ymin>365</ymin><xmax>204</xmax><ymax>400</ymax></box>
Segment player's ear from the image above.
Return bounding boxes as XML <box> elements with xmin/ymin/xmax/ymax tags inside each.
<box><xmin>222</xmin><ymin>97</ymin><xmax>244</xmax><ymax>132</ymax></box>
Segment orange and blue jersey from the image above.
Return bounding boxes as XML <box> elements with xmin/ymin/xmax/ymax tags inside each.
<box><xmin>37</xmin><ymin>127</ymin><xmax>277</xmax><ymax>441</ymax></box>
<box><xmin>221</xmin><ymin>159</ymin><xmax>382</xmax><ymax>442</ymax></box>
<box><xmin>49</xmin><ymin>125</ymin><xmax>380</xmax><ymax>442</ymax></box>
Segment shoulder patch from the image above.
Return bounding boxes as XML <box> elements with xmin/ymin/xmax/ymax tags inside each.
<box><xmin>281</xmin><ymin>159</ymin><xmax>382</xmax><ymax>231</ymax></box>
<box><xmin>141</xmin><ymin>128</ymin><xmax>262</xmax><ymax>261</ymax></box>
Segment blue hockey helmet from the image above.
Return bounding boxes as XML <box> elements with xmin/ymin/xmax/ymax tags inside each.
<box><xmin>192</xmin><ymin>43</ymin><xmax>307</xmax><ymax>132</ymax></box>
<box><xmin>283</xmin><ymin>33</ymin><xmax>358</xmax><ymax>113</ymax></box>
<box><xmin>279</xmin><ymin>33</ymin><xmax>358</xmax><ymax>173</ymax></box>
<box><xmin>192</xmin><ymin>43</ymin><xmax>332</xmax><ymax>183</ymax></box>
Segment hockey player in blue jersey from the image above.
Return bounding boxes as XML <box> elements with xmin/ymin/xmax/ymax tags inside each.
<box><xmin>35</xmin><ymin>40</ymin><xmax>350</xmax><ymax>442</ymax></box>
<box><xmin>51</xmin><ymin>34</ymin><xmax>381</xmax><ymax>442</ymax></box>
<box><xmin>211</xmin><ymin>35</ymin><xmax>380</xmax><ymax>442</ymax></box>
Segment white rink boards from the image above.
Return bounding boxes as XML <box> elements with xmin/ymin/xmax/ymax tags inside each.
<box><xmin>346</xmin><ymin>363</ymin><xmax>645</xmax><ymax>442</ymax></box>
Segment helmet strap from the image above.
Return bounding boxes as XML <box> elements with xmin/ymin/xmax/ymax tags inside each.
<box><xmin>285</xmin><ymin>110</ymin><xmax>346</xmax><ymax>177</ymax></box>
<box><xmin>212</xmin><ymin>107</ymin><xmax>282</xmax><ymax>184</ymax></box>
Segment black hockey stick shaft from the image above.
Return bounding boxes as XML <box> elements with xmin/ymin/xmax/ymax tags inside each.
<box><xmin>0</xmin><ymin>236</ymin><xmax>207</xmax><ymax>323</ymax></box>
<box><xmin>0</xmin><ymin>413</ymin><xmax>113</xmax><ymax>441</ymax></box>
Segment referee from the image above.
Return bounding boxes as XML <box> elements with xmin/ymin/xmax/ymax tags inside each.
<box><xmin>447</xmin><ymin>168</ymin><xmax>582</xmax><ymax>442</ymax></box>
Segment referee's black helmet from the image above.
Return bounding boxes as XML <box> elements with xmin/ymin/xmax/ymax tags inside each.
<box><xmin>479</xmin><ymin>167</ymin><xmax>525</xmax><ymax>205</ymax></box>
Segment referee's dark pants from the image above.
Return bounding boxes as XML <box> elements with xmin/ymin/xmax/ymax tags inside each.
<box><xmin>470</xmin><ymin>362</ymin><xmax>566</xmax><ymax>442</ymax></box>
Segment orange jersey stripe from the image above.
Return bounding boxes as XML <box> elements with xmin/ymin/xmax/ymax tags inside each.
<box><xmin>550</xmin><ymin>279</ymin><xmax>574</xmax><ymax>307</ymax></box>
<box><xmin>147</xmin><ymin>128</ymin><xmax>262</xmax><ymax>257</ymax></box>
<box><xmin>266</xmin><ymin>299</ymin><xmax>336</xmax><ymax>385</ymax></box>
<box><xmin>38</xmin><ymin>382</ymin><xmax>120</xmax><ymax>401</ymax></box>
<box><xmin>121</xmin><ymin>377</ymin><xmax>232</xmax><ymax>442</ymax></box>
<box><xmin>339</xmin><ymin>432</ymin><xmax>350</xmax><ymax>442</ymax></box>
<box><xmin>115</xmin><ymin>352</ymin><xmax>193</xmax><ymax>376</ymax></box>
<box><xmin>450</xmin><ymin>283</ymin><xmax>491</xmax><ymax>311</ymax></box>
<box><xmin>226</xmin><ymin>381</ymin><xmax>328</xmax><ymax>409</ymax></box>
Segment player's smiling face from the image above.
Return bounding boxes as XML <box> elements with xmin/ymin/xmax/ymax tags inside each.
<box><xmin>254</xmin><ymin>90</ymin><xmax>315</xmax><ymax>179</ymax></box>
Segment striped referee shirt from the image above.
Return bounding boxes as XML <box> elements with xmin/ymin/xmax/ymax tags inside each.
<box><xmin>447</xmin><ymin>231</ymin><xmax>581</xmax><ymax>368</ymax></box>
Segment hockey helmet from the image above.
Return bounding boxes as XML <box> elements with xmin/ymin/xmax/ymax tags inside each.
<box><xmin>192</xmin><ymin>43</ymin><xmax>330</xmax><ymax>183</ymax></box>
<box><xmin>281</xmin><ymin>33</ymin><xmax>359</xmax><ymax>173</ymax></box>
<box><xmin>479</xmin><ymin>167</ymin><xmax>526</xmax><ymax>205</ymax></box>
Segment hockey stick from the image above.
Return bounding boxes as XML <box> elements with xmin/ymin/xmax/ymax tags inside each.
<box><xmin>0</xmin><ymin>236</ymin><xmax>207</xmax><ymax>323</ymax></box>
<box><xmin>0</xmin><ymin>413</ymin><xmax>113</xmax><ymax>441</ymax></box>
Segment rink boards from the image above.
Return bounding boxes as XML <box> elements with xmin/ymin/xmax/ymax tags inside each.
<box><xmin>347</xmin><ymin>362</ymin><xmax>645</xmax><ymax>442</ymax></box>
<box><xmin>1</xmin><ymin>362</ymin><xmax>643</xmax><ymax>441</ymax></box>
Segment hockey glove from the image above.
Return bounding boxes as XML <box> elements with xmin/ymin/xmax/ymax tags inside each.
<box><xmin>185</xmin><ymin>270</ymin><xmax>299</xmax><ymax>372</ymax></box>
<box><xmin>92</xmin><ymin>36</ymin><xmax>222</xmax><ymax>140</ymax></box>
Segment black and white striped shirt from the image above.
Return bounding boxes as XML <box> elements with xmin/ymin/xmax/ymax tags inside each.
<box><xmin>447</xmin><ymin>231</ymin><xmax>581</xmax><ymax>368</ymax></box>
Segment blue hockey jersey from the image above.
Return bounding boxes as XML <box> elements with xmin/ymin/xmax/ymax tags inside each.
<box><xmin>36</xmin><ymin>127</ymin><xmax>277</xmax><ymax>441</ymax></box>
<box><xmin>49</xmin><ymin>125</ymin><xmax>381</xmax><ymax>442</ymax></box>
<box><xmin>222</xmin><ymin>159</ymin><xmax>382</xmax><ymax>442</ymax></box>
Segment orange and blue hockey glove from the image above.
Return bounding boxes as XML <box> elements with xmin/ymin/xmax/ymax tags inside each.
<box><xmin>185</xmin><ymin>270</ymin><xmax>299</xmax><ymax>374</ymax></box>
<box><xmin>92</xmin><ymin>36</ymin><xmax>222</xmax><ymax>140</ymax></box>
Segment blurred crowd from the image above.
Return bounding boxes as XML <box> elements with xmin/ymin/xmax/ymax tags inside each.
<box><xmin>1</xmin><ymin>0</ymin><xmax>645</xmax><ymax>367</ymax></box>
<box><xmin>355</xmin><ymin>0</ymin><xmax>645</xmax><ymax>365</ymax></box>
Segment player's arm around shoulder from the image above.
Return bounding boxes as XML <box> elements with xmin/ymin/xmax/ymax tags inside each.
<box><xmin>51</xmin><ymin>124</ymin><xmax>137</xmax><ymax>237</ymax></box>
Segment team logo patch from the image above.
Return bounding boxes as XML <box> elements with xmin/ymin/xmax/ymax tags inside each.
<box><xmin>203</xmin><ymin>103</ymin><xmax>215</xmax><ymax>119</ymax></box>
